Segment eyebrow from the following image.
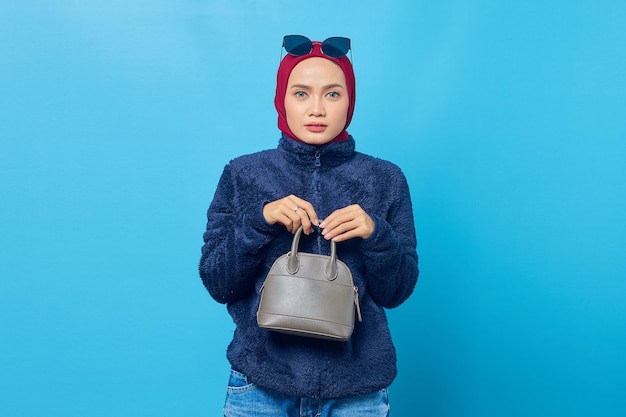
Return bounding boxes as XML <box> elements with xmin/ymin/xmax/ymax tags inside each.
<box><xmin>289</xmin><ymin>83</ymin><xmax>346</xmax><ymax>90</ymax></box>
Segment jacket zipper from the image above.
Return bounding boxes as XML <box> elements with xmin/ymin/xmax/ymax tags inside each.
<box><xmin>313</xmin><ymin>151</ymin><xmax>322</xmax><ymax>251</ymax></box>
<box><xmin>313</xmin><ymin>149</ymin><xmax>362</xmax><ymax>322</ymax></box>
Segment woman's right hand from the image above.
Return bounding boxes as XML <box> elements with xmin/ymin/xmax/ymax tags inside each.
<box><xmin>262</xmin><ymin>195</ymin><xmax>319</xmax><ymax>235</ymax></box>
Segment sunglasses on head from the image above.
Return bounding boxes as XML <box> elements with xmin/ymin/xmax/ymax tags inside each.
<box><xmin>282</xmin><ymin>35</ymin><xmax>351</xmax><ymax>59</ymax></box>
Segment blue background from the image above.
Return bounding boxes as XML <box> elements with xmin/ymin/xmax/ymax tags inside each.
<box><xmin>1</xmin><ymin>1</ymin><xmax>624</xmax><ymax>416</ymax></box>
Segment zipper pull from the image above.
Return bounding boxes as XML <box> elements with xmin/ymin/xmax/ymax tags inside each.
<box><xmin>354</xmin><ymin>286</ymin><xmax>362</xmax><ymax>322</ymax></box>
<box><xmin>314</xmin><ymin>151</ymin><xmax>321</xmax><ymax>167</ymax></box>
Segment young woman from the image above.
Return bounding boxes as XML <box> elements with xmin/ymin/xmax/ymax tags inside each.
<box><xmin>199</xmin><ymin>35</ymin><xmax>419</xmax><ymax>416</ymax></box>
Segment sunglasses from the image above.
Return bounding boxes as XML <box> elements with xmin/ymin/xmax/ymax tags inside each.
<box><xmin>282</xmin><ymin>35</ymin><xmax>351</xmax><ymax>59</ymax></box>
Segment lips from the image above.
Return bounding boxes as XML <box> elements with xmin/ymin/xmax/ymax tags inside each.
<box><xmin>305</xmin><ymin>123</ymin><xmax>327</xmax><ymax>132</ymax></box>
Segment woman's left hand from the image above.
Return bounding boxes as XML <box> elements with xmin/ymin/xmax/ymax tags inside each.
<box><xmin>319</xmin><ymin>204</ymin><xmax>375</xmax><ymax>242</ymax></box>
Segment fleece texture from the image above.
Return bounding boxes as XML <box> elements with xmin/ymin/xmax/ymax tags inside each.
<box><xmin>199</xmin><ymin>135</ymin><xmax>419</xmax><ymax>399</ymax></box>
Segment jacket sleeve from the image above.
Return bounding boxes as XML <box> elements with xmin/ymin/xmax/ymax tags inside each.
<box><xmin>359</xmin><ymin>169</ymin><xmax>419</xmax><ymax>308</ymax></box>
<box><xmin>199</xmin><ymin>164</ymin><xmax>282</xmax><ymax>304</ymax></box>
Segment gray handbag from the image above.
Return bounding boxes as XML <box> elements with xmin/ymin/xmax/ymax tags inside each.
<box><xmin>257</xmin><ymin>226</ymin><xmax>362</xmax><ymax>341</ymax></box>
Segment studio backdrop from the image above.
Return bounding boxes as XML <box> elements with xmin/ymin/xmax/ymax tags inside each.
<box><xmin>1</xmin><ymin>1</ymin><xmax>624</xmax><ymax>416</ymax></box>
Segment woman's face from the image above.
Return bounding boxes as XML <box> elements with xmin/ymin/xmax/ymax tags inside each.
<box><xmin>284</xmin><ymin>57</ymin><xmax>349</xmax><ymax>145</ymax></box>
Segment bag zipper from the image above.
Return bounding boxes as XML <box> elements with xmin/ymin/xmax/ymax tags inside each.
<box><xmin>354</xmin><ymin>286</ymin><xmax>362</xmax><ymax>322</ymax></box>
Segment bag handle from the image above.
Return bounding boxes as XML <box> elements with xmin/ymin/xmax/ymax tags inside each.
<box><xmin>287</xmin><ymin>226</ymin><xmax>338</xmax><ymax>280</ymax></box>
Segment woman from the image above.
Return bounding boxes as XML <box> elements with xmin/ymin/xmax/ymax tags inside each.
<box><xmin>199</xmin><ymin>35</ymin><xmax>419</xmax><ymax>416</ymax></box>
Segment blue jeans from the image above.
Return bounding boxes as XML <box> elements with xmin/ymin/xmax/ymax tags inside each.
<box><xmin>223</xmin><ymin>369</ymin><xmax>390</xmax><ymax>417</ymax></box>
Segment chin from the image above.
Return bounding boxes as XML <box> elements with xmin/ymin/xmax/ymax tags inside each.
<box><xmin>296</xmin><ymin>133</ymin><xmax>338</xmax><ymax>145</ymax></box>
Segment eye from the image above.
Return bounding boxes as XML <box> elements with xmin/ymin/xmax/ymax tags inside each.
<box><xmin>326</xmin><ymin>91</ymin><xmax>340</xmax><ymax>99</ymax></box>
<box><xmin>294</xmin><ymin>91</ymin><xmax>307</xmax><ymax>98</ymax></box>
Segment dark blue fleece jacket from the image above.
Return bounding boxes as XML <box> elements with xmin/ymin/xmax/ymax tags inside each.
<box><xmin>199</xmin><ymin>135</ymin><xmax>418</xmax><ymax>399</ymax></box>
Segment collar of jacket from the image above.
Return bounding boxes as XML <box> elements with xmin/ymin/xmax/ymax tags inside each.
<box><xmin>278</xmin><ymin>133</ymin><xmax>356</xmax><ymax>168</ymax></box>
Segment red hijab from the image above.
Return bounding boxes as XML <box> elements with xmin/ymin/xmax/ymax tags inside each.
<box><xmin>274</xmin><ymin>41</ymin><xmax>356</xmax><ymax>142</ymax></box>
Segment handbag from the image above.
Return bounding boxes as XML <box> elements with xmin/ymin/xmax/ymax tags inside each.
<box><xmin>257</xmin><ymin>226</ymin><xmax>362</xmax><ymax>341</ymax></box>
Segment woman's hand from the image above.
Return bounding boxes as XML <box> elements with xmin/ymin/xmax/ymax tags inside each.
<box><xmin>320</xmin><ymin>204</ymin><xmax>375</xmax><ymax>242</ymax></box>
<box><xmin>262</xmin><ymin>195</ymin><xmax>319</xmax><ymax>234</ymax></box>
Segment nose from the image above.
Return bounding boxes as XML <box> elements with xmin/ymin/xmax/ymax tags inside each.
<box><xmin>308</xmin><ymin>96</ymin><xmax>325</xmax><ymax>116</ymax></box>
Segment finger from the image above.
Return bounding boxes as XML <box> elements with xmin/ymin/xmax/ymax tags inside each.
<box><xmin>293</xmin><ymin>208</ymin><xmax>314</xmax><ymax>234</ymax></box>
<box><xmin>286</xmin><ymin>200</ymin><xmax>318</xmax><ymax>235</ymax></box>
<box><xmin>291</xmin><ymin>199</ymin><xmax>319</xmax><ymax>227</ymax></box>
<box><xmin>328</xmin><ymin>228</ymin><xmax>361</xmax><ymax>243</ymax></box>
<box><xmin>320</xmin><ymin>204</ymin><xmax>360</xmax><ymax>226</ymax></box>
<box><xmin>320</xmin><ymin>210</ymin><xmax>354</xmax><ymax>234</ymax></box>
<box><xmin>322</xmin><ymin>220</ymin><xmax>355</xmax><ymax>240</ymax></box>
<box><xmin>285</xmin><ymin>206</ymin><xmax>307</xmax><ymax>233</ymax></box>
<box><xmin>321</xmin><ymin>205</ymin><xmax>374</xmax><ymax>241</ymax></box>
<box><xmin>263</xmin><ymin>196</ymin><xmax>314</xmax><ymax>233</ymax></box>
